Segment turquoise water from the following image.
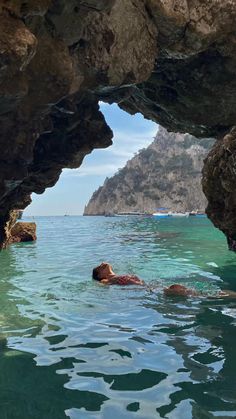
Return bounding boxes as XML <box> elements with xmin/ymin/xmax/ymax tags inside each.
<box><xmin>0</xmin><ymin>216</ymin><xmax>236</xmax><ymax>419</ymax></box>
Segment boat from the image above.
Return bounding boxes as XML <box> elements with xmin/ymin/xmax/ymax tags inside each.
<box><xmin>116</xmin><ymin>211</ymin><xmax>146</xmax><ymax>216</ymax></box>
<box><xmin>152</xmin><ymin>207</ymin><xmax>170</xmax><ymax>218</ymax></box>
<box><xmin>153</xmin><ymin>209</ymin><xmax>190</xmax><ymax>218</ymax></box>
<box><xmin>152</xmin><ymin>212</ymin><xmax>170</xmax><ymax>218</ymax></box>
<box><xmin>171</xmin><ymin>212</ymin><xmax>189</xmax><ymax>217</ymax></box>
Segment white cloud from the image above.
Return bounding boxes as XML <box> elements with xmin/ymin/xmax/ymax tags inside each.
<box><xmin>63</xmin><ymin>163</ymin><xmax>121</xmax><ymax>177</ymax></box>
<box><xmin>63</xmin><ymin>125</ymin><xmax>158</xmax><ymax>179</ymax></box>
<box><xmin>104</xmin><ymin>126</ymin><xmax>157</xmax><ymax>157</ymax></box>
<box><xmin>114</xmin><ymin>128</ymin><xmax>157</xmax><ymax>143</ymax></box>
<box><xmin>107</xmin><ymin>149</ymin><xmax>134</xmax><ymax>158</ymax></box>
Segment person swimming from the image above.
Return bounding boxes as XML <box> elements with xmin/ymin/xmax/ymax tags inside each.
<box><xmin>92</xmin><ymin>262</ymin><xmax>144</xmax><ymax>285</ymax></box>
<box><xmin>92</xmin><ymin>263</ymin><xmax>236</xmax><ymax>298</ymax></box>
<box><xmin>163</xmin><ymin>284</ymin><xmax>236</xmax><ymax>298</ymax></box>
<box><xmin>163</xmin><ymin>284</ymin><xmax>198</xmax><ymax>297</ymax></box>
<box><xmin>92</xmin><ymin>263</ymin><xmax>196</xmax><ymax>291</ymax></box>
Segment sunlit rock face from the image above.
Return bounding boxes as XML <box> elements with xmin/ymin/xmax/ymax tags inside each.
<box><xmin>10</xmin><ymin>221</ymin><xmax>37</xmax><ymax>244</ymax></box>
<box><xmin>1</xmin><ymin>0</ymin><xmax>236</xmax><ymax>247</ymax></box>
<box><xmin>84</xmin><ymin>127</ymin><xmax>215</xmax><ymax>216</ymax></box>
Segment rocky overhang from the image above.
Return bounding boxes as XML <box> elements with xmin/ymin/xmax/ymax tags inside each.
<box><xmin>1</xmin><ymin>1</ymin><xmax>236</xmax><ymax>249</ymax></box>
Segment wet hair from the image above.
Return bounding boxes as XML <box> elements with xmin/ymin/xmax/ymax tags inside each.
<box><xmin>168</xmin><ymin>284</ymin><xmax>186</xmax><ymax>290</ymax></box>
<box><xmin>164</xmin><ymin>284</ymin><xmax>189</xmax><ymax>296</ymax></box>
<box><xmin>92</xmin><ymin>266</ymin><xmax>101</xmax><ymax>281</ymax></box>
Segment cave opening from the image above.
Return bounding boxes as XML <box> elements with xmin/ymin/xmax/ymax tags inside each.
<box><xmin>24</xmin><ymin>104</ymin><xmax>157</xmax><ymax>217</ymax></box>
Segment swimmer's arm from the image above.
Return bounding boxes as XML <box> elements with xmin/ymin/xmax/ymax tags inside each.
<box><xmin>208</xmin><ymin>290</ymin><xmax>236</xmax><ymax>299</ymax></box>
<box><xmin>99</xmin><ymin>279</ymin><xmax>110</xmax><ymax>285</ymax></box>
<box><xmin>220</xmin><ymin>290</ymin><xmax>236</xmax><ymax>298</ymax></box>
<box><xmin>132</xmin><ymin>278</ymin><xmax>145</xmax><ymax>285</ymax></box>
<box><xmin>100</xmin><ymin>278</ymin><xmax>120</xmax><ymax>285</ymax></box>
<box><xmin>140</xmin><ymin>279</ymin><xmax>145</xmax><ymax>285</ymax></box>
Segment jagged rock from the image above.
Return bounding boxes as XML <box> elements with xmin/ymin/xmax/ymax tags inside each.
<box><xmin>84</xmin><ymin>127</ymin><xmax>215</xmax><ymax>215</ymax></box>
<box><xmin>202</xmin><ymin>127</ymin><xmax>236</xmax><ymax>251</ymax></box>
<box><xmin>0</xmin><ymin>1</ymin><xmax>236</xmax><ymax>247</ymax></box>
<box><xmin>10</xmin><ymin>222</ymin><xmax>37</xmax><ymax>244</ymax></box>
<box><xmin>1</xmin><ymin>210</ymin><xmax>20</xmax><ymax>248</ymax></box>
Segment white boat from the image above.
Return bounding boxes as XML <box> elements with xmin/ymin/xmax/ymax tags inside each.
<box><xmin>116</xmin><ymin>211</ymin><xmax>146</xmax><ymax>216</ymax></box>
<box><xmin>170</xmin><ymin>212</ymin><xmax>189</xmax><ymax>217</ymax></box>
<box><xmin>153</xmin><ymin>207</ymin><xmax>170</xmax><ymax>218</ymax></box>
<box><xmin>152</xmin><ymin>212</ymin><xmax>170</xmax><ymax>218</ymax></box>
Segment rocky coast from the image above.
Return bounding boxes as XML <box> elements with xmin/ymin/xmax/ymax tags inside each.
<box><xmin>84</xmin><ymin>127</ymin><xmax>215</xmax><ymax>216</ymax></box>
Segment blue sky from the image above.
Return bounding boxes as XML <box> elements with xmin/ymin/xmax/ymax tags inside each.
<box><xmin>24</xmin><ymin>103</ymin><xmax>158</xmax><ymax>215</ymax></box>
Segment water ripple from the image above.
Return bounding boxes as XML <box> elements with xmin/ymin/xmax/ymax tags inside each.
<box><xmin>0</xmin><ymin>216</ymin><xmax>236</xmax><ymax>418</ymax></box>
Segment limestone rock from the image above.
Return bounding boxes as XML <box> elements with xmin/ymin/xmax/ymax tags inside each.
<box><xmin>84</xmin><ymin>127</ymin><xmax>215</xmax><ymax>215</ymax></box>
<box><xmin>10</xmin><ymin>222</ymin><xmax>37</xmax><ymax>244</ymax></box>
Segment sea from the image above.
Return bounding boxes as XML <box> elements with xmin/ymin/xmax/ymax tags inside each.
<box><xmin>0</xmin><ymin>215</ymin><xmax>236</xmax><ymax>419</ymax></box>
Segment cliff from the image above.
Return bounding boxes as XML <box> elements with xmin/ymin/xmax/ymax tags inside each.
<box><xmin>84</xmin><ymin>127</ymin><xmax>215</xmax><ymax>215</ymax></box>
<box><xmin>1</xmin><ymin>1</ymin><xmax>236</xmax><ymax>247</ymax></box>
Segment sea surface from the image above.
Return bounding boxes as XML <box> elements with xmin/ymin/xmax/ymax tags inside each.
<box><xmin>0</xmin><ymin>215</ymin><xmax>236</xmax><ymax>419</ymax></box>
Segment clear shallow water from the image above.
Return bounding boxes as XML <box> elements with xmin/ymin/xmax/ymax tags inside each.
<box><xmin>0</xmin><ymin>216</ymin><xmax>236</xmax><ymax>419</ymax></box>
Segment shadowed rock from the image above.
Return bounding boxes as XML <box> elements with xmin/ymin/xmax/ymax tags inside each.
<box><xmin>0</xmin><ymin>1</ymin><xmax>236</xmax><ymax>248</ymax></box>
<box><xmin>202</xmin><ymin>127</ymin><xmax>236</xmax><ymax>251</ymax></box>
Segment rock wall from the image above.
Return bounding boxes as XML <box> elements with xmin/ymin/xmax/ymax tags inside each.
<box><xmin>84</xmin><ymin>127</ymin><xmax>215</xmax><ymax>215</ymax></box>
<box><xmin>1</xmin><ymin>1</ymin><xmax>236</xmax><ymax>247</ymax></box>
<box><xmin>0</xmin><ymin>0</ymin><xmax>157</xmax><ymax>247</ymax></box>
<box><xmin>10</xmin><ymin>222</ymin><xmax>36</xmax><ymax>244</ymax></box>
<box><xmin>202</xmin><ymin>127</ymin><xmax>236</xmax><ymax>251</ymax></box>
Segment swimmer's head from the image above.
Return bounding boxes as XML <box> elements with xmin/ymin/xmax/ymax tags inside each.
<box><xmin>164</xmin><ymin>284</ymin><xmax>189</xmax><ymax>296</ymax></box>
<box><xmin>92</xmin><ymin>262</ymin><xmax>114</xmax><ymax>281</ymax></box>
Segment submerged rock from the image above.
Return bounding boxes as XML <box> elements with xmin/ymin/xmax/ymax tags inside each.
<box><xmin>10</xmin><ymin>222</ymin><xmax>37</xmax><ymax>244</ymax></box>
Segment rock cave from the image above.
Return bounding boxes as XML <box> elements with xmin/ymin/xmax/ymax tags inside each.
<box><xmin>1</xmin><ymin>0</ymin><xmax>236</xmax><ymax>249</ymax></box>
